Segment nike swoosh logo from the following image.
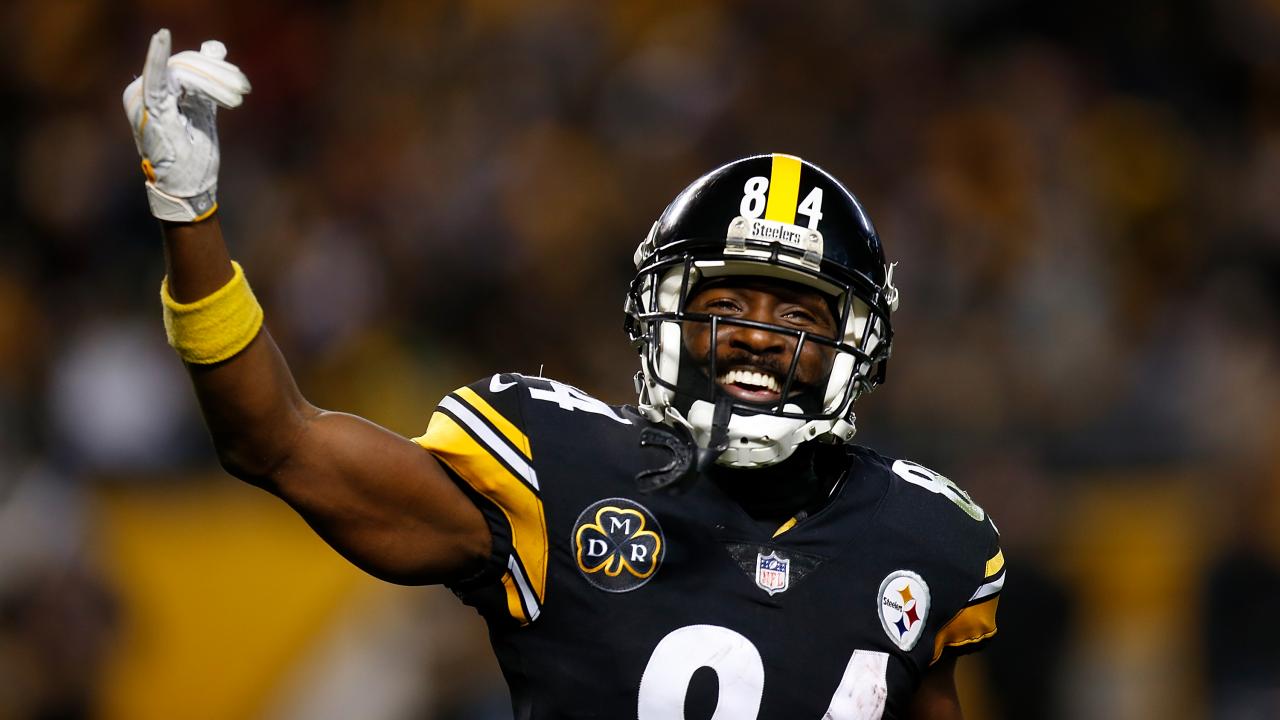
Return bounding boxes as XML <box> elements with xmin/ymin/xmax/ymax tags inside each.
<box><xmin>489</xmin><ymin>375</ymin><xmax>515</xmax><ymax>393</ymax></box>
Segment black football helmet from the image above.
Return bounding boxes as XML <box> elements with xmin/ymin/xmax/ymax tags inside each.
<box><xmin>625</xmin><ymin>153</ymin><xmax>899</xmax><ymax>468</ymax></box>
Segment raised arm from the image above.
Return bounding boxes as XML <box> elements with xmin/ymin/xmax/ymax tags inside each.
<box><xmin>124</xmin><ymin>30</ymin><xmax>490</xmax><ymax>585</ymax></box>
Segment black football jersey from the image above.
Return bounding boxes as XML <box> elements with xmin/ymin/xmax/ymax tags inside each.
<box><xmin>413</xmin><ymin>373</ymin><xmax>1004</xmax><ymax>720</ymax></box>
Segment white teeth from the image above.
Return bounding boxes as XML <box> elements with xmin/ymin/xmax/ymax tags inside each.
<box><xmin>717</xmin><ymin>369</ymin><xmax>781</xmax><ymax>393</ymax></box>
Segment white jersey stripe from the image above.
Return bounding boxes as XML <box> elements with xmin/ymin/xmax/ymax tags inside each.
<box><xmin>508</xmin><ymin>554</ymin><xmax>541</xmax><ymax>621</ymax></box>
<box><xmin>439</xmin><ymin>395</ymin><xmax>540</xmax><ymax>491</ymax></box>
<box><xmin>969</xmin><ymin>568</ymin><xmax>1005</xmax><ymax>603</ymax></box>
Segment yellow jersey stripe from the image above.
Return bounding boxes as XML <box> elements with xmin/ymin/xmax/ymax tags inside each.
<box><xmin>772</xmin><ymin>516</ymin><xmax>799</xmax><ymax>538</ymax></box>
<box><xmin>931</xmin><ymin>595</ymin><xmax>1000</xmax><ymax>664</ymax></box>
<box><xmin>433</xmin><ymin>395</ymin><xmax>538</xmax><ymax>491</ymax></box>
<box><xmin>985</xmin><ymin>549</ymin><xmax>1004</xmax><ymax>578</ymax></box>
<box><xmin>414</xmin><ymin>412</ymin><xmax>548</xmax><ymax>604</ymax></box>
<box><xmin>500</xmin><ymin>571</ymin><xmax>529</xmax><ymax>624</ymax></box>
<box><xmin>456</xmin><ymin>385</ymin><xmax>532</xmax><ymax>460</ymax></box>
<box><xmin>764</xmin><ymin>153</ymin><xmax>802</xmax><ymax>224</ymax></box>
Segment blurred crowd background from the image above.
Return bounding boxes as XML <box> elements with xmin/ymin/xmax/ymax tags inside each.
<box><xmin>2</xmin><ymin>0</ymin><xmax>1279</xmax><ymax>718</ymax></box>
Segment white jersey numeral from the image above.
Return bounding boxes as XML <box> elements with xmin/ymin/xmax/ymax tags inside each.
<box><xmin>891</xmin><ymin>460</ymin><xmax>985</xmax><ymax>521</ymax></box>
<box><xmin>823</xmin><ymin>650</ymin><xmax>889</xmax><ymax>719</ymax></box>
<box><xmin>525</xmin><ymin>377</ymin><xmax>631</xmax><ymax>425</ymax></box>
<box><xmin>637</xmin><ymin>624</ymin><xmax>889</xmax><ymax>719</ymax></box>
<box><xmin>638</xmin><ymin>625</ymin><xmax>763</xmax><ymax>720</ymax></box>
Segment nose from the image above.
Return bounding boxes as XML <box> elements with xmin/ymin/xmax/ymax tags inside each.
<box><xmin>721</xmin><ymin>318</ymin><xmax>789</xmax><ymax>356</ymax></box>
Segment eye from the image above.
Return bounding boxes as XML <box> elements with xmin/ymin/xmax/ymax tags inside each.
<box><xmin>702</xmin><ymin>298</ymin><xmax>742</xmax><ymax>314</ymax></box>
<box><xmin>781</xmin><ymin>307</ymin><xmax>819</xmax><ymax>324</ymax></box>
<box><xmin>781</xmin><ymin>305</ymin><xmax>838</xmax><ymax>336</ymax></box>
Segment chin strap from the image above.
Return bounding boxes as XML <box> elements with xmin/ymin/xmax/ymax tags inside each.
<box><xmin>635</xmin><ymin>426</ymin><xmax>695</xmax><ymax>493</ymax></box>
<box><xmin>696</xmin><ymin>394</ymin><xmax>735</xmax><ymax>473</ymax></box>
<box><xmin>635</xmin><ymin>394</ymin><xmax>735</xmax><ymax>493</ymax></box>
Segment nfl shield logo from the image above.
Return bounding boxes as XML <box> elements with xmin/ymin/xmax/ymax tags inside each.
<box><xmin>755</xmin><ymin>551</ymin><xmax>790</xmax><ymax>595</ymax></box>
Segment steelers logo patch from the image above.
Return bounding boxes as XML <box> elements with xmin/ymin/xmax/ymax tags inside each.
<box><xmin>878</xmin><ymin>570</ymin><xmax>930</xmax><ymax>651</ymax></box>
<box><xmin>573</xmin><ymin>498</ymin><xmax>664</xmax><ymax>593</ymax></box>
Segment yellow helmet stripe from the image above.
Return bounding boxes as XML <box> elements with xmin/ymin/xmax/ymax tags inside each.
<box><xmin>764</xmin><ymin>153</ymin><xmax>802</xmax><ymax>224</ymax></box>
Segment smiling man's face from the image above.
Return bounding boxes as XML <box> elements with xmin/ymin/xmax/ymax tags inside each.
<box><xmin>681</xmin><ymin>277</ymin><xmax>840</xmax><ymax>407</ymax></box>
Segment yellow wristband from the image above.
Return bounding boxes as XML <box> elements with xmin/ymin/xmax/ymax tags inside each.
<box><xmin>161</xmin><ymin>261</ymin><xmax>264</xmax><ymax>364</ymax></box>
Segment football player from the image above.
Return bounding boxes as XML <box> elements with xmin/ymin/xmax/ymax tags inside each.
<box><xmin>124</xmin><ymin>30</ymin><xmax>1003</xmax><ymax>720</ymax></box>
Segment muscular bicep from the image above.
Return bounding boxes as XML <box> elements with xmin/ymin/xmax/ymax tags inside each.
<box><xmin>265</xmin><ymin>408</ymin><xmax>491</xmax><ymax>585</ymax></box>
<box><xmin>906</xmin><ymin>656</ymin><xmax>963</xmax><ymax>720</ymax></box>
<box><xmin>159</xmin><ymin>221</ymin><xmax>487</xmax><ymax>584</ymax></box>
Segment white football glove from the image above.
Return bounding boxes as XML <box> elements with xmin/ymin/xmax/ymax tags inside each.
<box><xmin>122</xmin><ymin>29</ymin><xmax>251</xmax><ymax>222</ymax></box>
